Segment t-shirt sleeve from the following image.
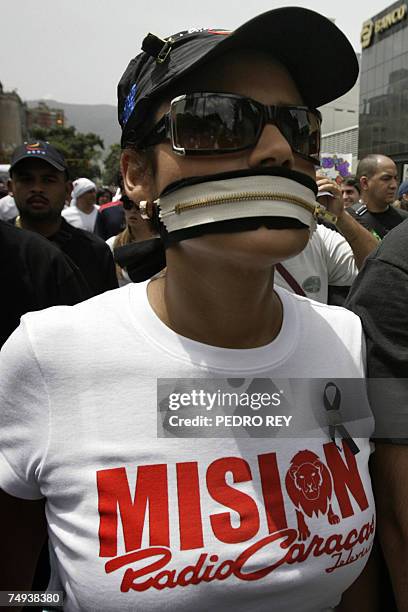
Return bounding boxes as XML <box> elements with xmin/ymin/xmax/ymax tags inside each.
<box><xmin>322</xmin><ymin>225</ymin><xmax>358</xmax><ymax>286</ymax></box>
<box><xmin>0</xmin><ymin>319</ymin><xmax>49</xmax><ymax>499</ymax></box>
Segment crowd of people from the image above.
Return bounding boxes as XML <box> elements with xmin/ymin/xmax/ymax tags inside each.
<box><xmin>0</xmin><ymin>6</ymin><xmax>408</xmax><ymax>612</ymax></box>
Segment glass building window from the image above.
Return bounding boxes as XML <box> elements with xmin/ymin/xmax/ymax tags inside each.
<box><xmin>375</xmin><ymin>63</ymin><xmax>385</xmax><ymax>90</ymax></box>
<box><xmin>366</xmin><ymin>68</ymin><xmax>376</xmax><ymax>93</ymax></box>
<box><xmin>384</xmin><ymin>34</ymin><xmax>394</xmax><ymax>61</ymax></box>
<box><xmin>393</xmin><ymin>29</ymin><xmax>403</xmax><ymax>56</ymax></box>
<box><xmin>365</xmin><ymin>48</ymin><xmax>376</xmax><ymax>70</ymax></box>
<box><xmin>391</xmin><ymin>54</ymin><xmax>403</xmax><ymax>76</ymax></box>
<box><xmin>360</xmin><ymin>70</ymin><xmax>368</xmax><ymax>94</ymax></box>
<box><xmin>359</xmin><ymin>15</ymin><xmax>408</xmax><ymax>162</ymax></box>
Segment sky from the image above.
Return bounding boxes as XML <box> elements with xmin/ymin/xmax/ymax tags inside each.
<box><xmin>1</xmin><ymin>0</ymin><xmax>394</xmax><ymax>106</ymax></box>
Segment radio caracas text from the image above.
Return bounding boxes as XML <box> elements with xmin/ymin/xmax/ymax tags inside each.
<box><xmin>96</xmin><ymin>440</ymin><xmax>374</xmax><ymax>593</ymax></box>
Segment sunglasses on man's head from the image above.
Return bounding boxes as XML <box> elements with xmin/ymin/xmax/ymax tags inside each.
<box><xmin>140</xmin><ymin>92</ymin><xmax>322</xmax><ymax>165</ymax></box>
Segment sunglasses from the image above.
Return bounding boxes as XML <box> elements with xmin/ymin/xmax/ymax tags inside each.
<box><xmin>141</xmin><ymin>92</ymin><xmax>321</xmax><ymax>165</ymax></box>
<box><xmin>122</xmin><ymin>194</ymin><xmax>136</xmax><ymax>210</ymax></box>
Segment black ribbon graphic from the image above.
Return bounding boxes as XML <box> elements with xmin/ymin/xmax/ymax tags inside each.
<box><xmin>323</xmin><ymin>382</ymin><xmax>360</xmax><ymax>455</ymax></box>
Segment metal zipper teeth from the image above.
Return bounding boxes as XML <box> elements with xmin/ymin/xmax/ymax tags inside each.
<box><xmin>160</xmin><ymin>192</ymin><xmax>317</xmax><ymax>217</ymax></box>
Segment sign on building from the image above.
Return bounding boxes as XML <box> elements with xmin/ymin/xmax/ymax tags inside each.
<box><xmin>361</xmin><ymin>4</ymin><xmax>407</xmax><ymax>49</ymax></box>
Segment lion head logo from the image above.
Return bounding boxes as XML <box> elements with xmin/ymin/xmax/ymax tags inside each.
<box><xmin>285</xmin><ymin>450</ymin><xmax>340</xmax><ymax>541</ymax></box>
<box><xmin>289</xmin><ymin>459</ymin><xmax>323</xmax><ymax>501</ymax></box>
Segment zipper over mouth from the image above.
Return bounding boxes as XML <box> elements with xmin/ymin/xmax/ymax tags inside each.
<box><xmin>160</xmin><ymin>191</ymin><xmax>318</xmax><ymax>218</ymax></box>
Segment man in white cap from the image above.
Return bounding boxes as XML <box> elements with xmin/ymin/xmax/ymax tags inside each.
<box><xmin>62</xmin><ymin>177</ymin><xmax>99</xmax><ymax>232</ymax></box>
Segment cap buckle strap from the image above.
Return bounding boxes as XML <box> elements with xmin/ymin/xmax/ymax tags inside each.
<box><xmin>157</xmin><ymin>39</ymin><xmax>173</xmax><ymax>63</ymax></box>
<box><xmin>142</xmin><ymin>33</ymin><xmax>173</xmax><ymax>64</ymax></box>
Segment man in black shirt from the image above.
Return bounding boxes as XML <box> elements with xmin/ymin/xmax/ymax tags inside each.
<box><xmin>0</xmin><ymin>220</ymin><xmax>90</xmax><ymax>347</ymax></box>
<box><xmin>9</xmin><ymin>141</ymin><xmax>118</xmax><ymax>296</ymax></box>
<box><xmin>48</xmin><ymin>218</ymin><xmax>119</xmax><ymax>296</ymax></box>
<box><xmin>346</xmin><ymin>218</ymin><xmax>408</xmax><ymax>609</ymax></box>
<box><xmin>349</xmin><ymin>154</ymin><xmax>408</xmax><ymax>240</ymax></box>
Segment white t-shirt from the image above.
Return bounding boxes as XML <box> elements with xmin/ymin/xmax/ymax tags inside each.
<box><xmin>0</xmin><ymin>194</ymin><xmax>18</xmax><ymax>221</ymax></box>
<box><xmin>0</xmin><ymin>284</ymin><xmax>374</xmax><ymax>612</ymax></box>
<box><xmin>62</xmin><ymin>204</ymin><xmax>99</xmax><ymax>233</ymax></box>
<box><xmin>106</xmin><ymin>234</ymin><xmax>131</xmax><ymax>286</ymax></box>
<box><xmin>275</xmin><ymin>225</ymin><xmax>357</xmax><ymax>303</ymax></box>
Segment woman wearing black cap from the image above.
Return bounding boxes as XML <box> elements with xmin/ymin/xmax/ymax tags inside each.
<box><xmin>0</xmin><ymin>9</ymin><xmax>376</xmax><ymax>611</ymax></box>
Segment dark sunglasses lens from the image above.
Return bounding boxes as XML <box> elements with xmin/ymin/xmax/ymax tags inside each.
<box><xmin>172</xmin><ymin>95</ymin><xmax>260</xmax><ymax>152</ymax></box>
<box><xmin>277</xmin><ymin>108</ymin><xmax>321</xmax><ymax>159</ymax></box>
<box><xmin>122</xmin><ymin>196</ymin><xmax>134</xmax><ymax>210</ymax></box>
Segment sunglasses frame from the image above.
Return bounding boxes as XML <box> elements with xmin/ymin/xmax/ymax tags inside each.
<box><xmin>140</xmin><ymin>92</ymin><xmax>322</xmax><ymax>165</ymax></box>
<box><xmin>122</xmin><ymin>195</ymin><xmax>136</xmax><ymax>210</ymax></box>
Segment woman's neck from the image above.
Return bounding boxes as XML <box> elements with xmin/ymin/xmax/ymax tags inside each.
<box><xmin>147</xmin><ymin>250</ymin><xmax>282</xmax><ymax>349</ymax></box>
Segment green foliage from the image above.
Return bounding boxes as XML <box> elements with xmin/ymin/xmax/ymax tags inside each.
<box><xmin>103</xmin><ymin>143</ymin><xmax>121</xmax><ymax>185</ymax></box>
<box><xmin>29</xmin><ymin>126</ymin><xmax>104</xmax><ymax>180</ymax></box>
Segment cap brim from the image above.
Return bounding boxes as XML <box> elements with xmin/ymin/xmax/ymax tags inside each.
<box><xmin>10</xmin><ymin>154</ymin><xmax>66</xmax><ymax>173</ymax></box>
<box><xmin>186</xmin><ymin>8</ymin><xmax>358</xmax><ymax>109</ymax></box>
<box><xmin>160</xmin><ymin>8</ymin><xmax>357</xmax><ymax>110</ymax></box>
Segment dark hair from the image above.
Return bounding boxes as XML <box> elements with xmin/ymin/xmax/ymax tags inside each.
<box><xmin>97</xmin><ymin>187</ymin><xmax>113</xmax><ymax>200</ymax></box>
<box><xmin>342</xmin><ymin>176</ymin><xmax>360</xmax><ymax>193</ymax></box>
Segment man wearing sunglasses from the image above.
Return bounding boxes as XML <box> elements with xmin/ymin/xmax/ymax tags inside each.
<box><xmin>0</xmin><ymin>9</ymin><xmax>376</xmax><ymax>612</ymax></box>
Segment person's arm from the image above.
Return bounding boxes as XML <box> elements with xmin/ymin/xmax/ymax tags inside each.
<box><xmin>370</xmin><ymin>444</ymin><xmax>408</xmax><ymax>611</ymax></box>
<box><xmin>0</xmin><ymin>490</ymin><xmax>46</xmax><ymax>610</ymax></box>
<box><xmin>0</xmin><ymin>321</ymin><xmax>50</xmax><ymax>609</ymax></box>
<box><xmin>335</xmin><ymin>211</ymin><xmax>379</xmax><ymax>270</ymax></box>
<box><xmin>316</xmin><ymin>178</ymin><xmax>378</xmax><ymax>269</ymax></box>
<box><xmin>346</xmin><ymin>230</ymin><xmax>408</xmax><ymax>609</ymax></box>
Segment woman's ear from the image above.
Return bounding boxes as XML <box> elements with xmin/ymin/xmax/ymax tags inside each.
<box><xmin>120</xmin><ymin>149</ymin><xmax>156</xmax><ymax>204</ymax></box>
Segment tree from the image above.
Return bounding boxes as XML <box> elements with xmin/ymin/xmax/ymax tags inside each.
<box><xmin>29</xmin><ymin>126</ymin><xmax>104</xmax><ymax>181</ymax></box>
<box><xmin>103</xmin><ymin>143</ymin><xmax>121</xmax><ymax>186</ymax></box>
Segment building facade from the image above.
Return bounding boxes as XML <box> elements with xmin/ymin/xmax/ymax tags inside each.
<box><xmin>26</xmin><ymin>102</ymin><xmax>65</xmax><ymax>131</ymax></box>
<box><xmin>0</xmin><ymin>83</ymin><xmax>25</xmax><ymax>163</ymax></box>
<box><xmin>320</xmin><ymin>81</ymin><xmax>359</xmax><ymax>135</ymax></box>
<box><xmin>359</xmin><ymin>1</ymin><xmax>408</xmax><ymax>175</ymax></box>
<box><xmin>317</xmin><ymin>23</ymin><xmax>360</xmax><ymax>176</ymax></box>
<box><xmin>0</xmin><ymin>87</ymin><xmax>65</xmax><ymax>164</ymax></box>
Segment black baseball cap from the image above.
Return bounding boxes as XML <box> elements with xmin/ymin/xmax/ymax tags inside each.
<box><xmin>118</xmin><ymin>7</ymin><xmax>359</xmax><ymax>147</ymax></box>
<box><xmin>10</xmin><ymin>140</ymin><xmax>67</xmax><ymax>173</ymax></box>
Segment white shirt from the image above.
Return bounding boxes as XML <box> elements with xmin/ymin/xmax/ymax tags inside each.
<box><xmin>0</xmin><ymin>284</ymin><xmax>374</xmax><ymax>611</ymax></box>
<box><xmin>62</xmin><ymin>204</ymin><xmax>99</xmax><ymax>233</ymax></box>
<box><xmin>0</xmin><ymin>194</ymin><xmax>18</xmax><ymax>221</ymax></box>
<box><xmin>106</xmin><ymin>235</ymin><xmax>131</xmax><ymax>286</ymax></box>
<box><xmin>275</xmin><ymin>225</ymin><xmax>357</xmax><ymax>303</ymax></box>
